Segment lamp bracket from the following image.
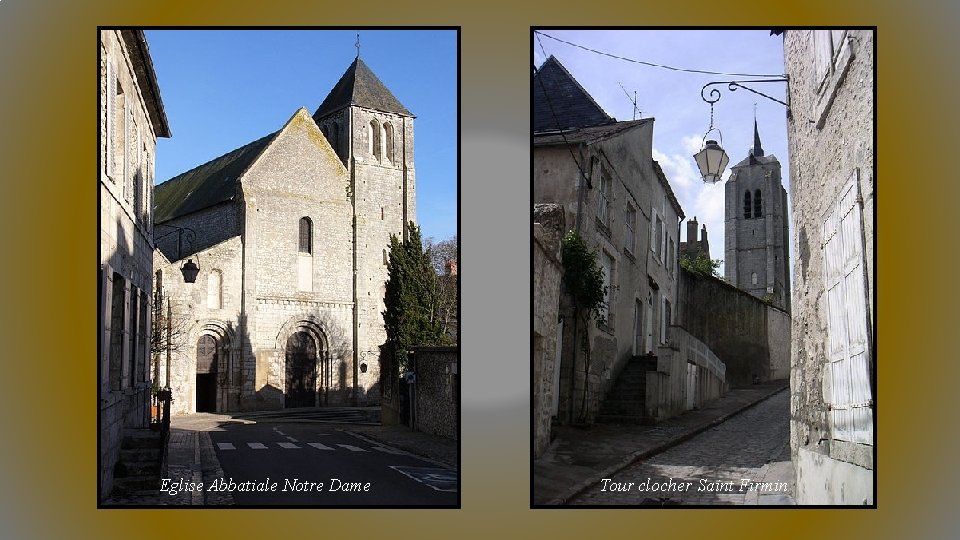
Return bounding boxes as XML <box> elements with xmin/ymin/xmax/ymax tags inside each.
<box><xmin>701</xmin><ymin>78</ymin><xmax>790</xmax><ymax>116</ymax></box>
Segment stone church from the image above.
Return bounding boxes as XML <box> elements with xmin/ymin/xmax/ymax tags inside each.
<box><xmin>153</xmin><ymin>56</ymin><xmax>415</xmax><ymax>414</ymax></box>
<box><xmin>723</xmin><ymin>120</ymin><xmax>791</xmax><ymax>312</ymax></box>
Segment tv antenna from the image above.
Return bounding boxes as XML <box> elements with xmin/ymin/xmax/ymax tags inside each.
<box><xmin>619</xmin><ymin>82</ymin><xmax>641</xmax><ymax>120</ymax></box>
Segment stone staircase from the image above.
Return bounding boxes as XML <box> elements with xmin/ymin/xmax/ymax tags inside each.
<box><xmin>597</xmin><ymin>355</ymin><xmax>658</xmax><ymax>425</ymax></box>
<box><xmin>111</xmin><ymin>429</ymin><xmax>163</xmax><ymax>494</ymax></box>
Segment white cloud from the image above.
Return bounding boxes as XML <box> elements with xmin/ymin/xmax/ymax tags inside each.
<box><xmin>681</xmin><ymin>134</ymin><xmax>704</xmax><ymax>155</ymax></box>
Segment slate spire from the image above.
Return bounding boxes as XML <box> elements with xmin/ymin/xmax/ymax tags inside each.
<box><xmin>314</xmin><ymin>57</ymin><xmax>412</xmax><ymax>120</ymax></box>
<box><xmin>533</xmin><ymin>55</ymin><xmax>615</xmax><ymax>133</ymax></box>
<box><xmin>752</xmin><ymin>116</ymin><xmax>764</xmax><ymax>157</ymax></box>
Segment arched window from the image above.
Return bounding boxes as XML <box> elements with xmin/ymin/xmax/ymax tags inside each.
<box><xmin>206</xmin><ymin>270</ymin><xmax>222</xmax><ymax>309</ymax></box>
<box><xmin>369</xmin><ymin>119</ymin><xmax>381</xmax><ymax>160</ymax></box>
<box><xmin>298</xmin><ymin>217</ymin><xmax>312</xmax><ymax>254</ymax></box>
<box><xmin>754</xmin><ymin>189</ymin><xmax>762</xmax><ymax>217</ymax></box>
<box><xmin>744</xmin><ymin>191</ymin><xmax>752</xmax><ymax>219</ymax></box>
<box><xmin>384</xmin><ymin>122</ymin><xmax>395</xmax><ymax>164</ymax></box>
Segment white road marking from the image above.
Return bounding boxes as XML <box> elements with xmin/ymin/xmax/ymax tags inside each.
<box><xmin>372</xmin><ymin>446</ymin><xmax>407</xmax><ymax>455</ymax></box>
<box><xmin>216</xmin><ymin>442</ymin><xmax>236</xmax><ymax>450</ymax></box>
<box><xmin>336</xmin><ymin>444</ymin><xmax>368</xmax><ymax>452</ymax></box>
<box><xmin>308</xmin><ymin>442</ymin><xmax>334</xmax><ymax>451</ymax></box>
<box><xmin>247</xmin><ymin>442</ymin><xmax>267</xmax><ymax>449</ymax></box>
<box><xmin>277</xmin><ymin>442</ymin><xmax>301</xmax><ymax>449</ymax></box>
<box><xmin>286</xmin><ymin>436</ymin><xmax>299</xmax><ymax>443</ymax></box>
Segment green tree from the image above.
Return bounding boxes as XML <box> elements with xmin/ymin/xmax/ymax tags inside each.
<box><xmin>382</xmin><ymin>223</ymin><xmax>449</xmax><ymax>372</ymax></box>
<box><xmin>679</xmin><ymin>252</ymin><xmax>722</xmax><ymax>278</ymax></box>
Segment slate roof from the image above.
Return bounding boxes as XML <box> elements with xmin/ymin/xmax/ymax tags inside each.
<box><xmin>153</xmin><ymin>131</ymin><xmax>277</xmax><ymax>224</ymax></box>
<box><xmin>314</xmin><ymin>57</ymin><xmax>412</xmax><ymax>120</ymax></box>
<box><xmin>533</xmin><ymin>55</ymin><xmax>615</xmax><ymax>133</ymax></box>
<box><xmin>533</xmin><ymin>118</ymin><xmax>651</xmax><ymax>147</ymax></box>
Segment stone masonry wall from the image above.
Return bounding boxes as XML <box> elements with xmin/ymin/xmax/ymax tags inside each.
<box><xmin>411</xmin><ymin>347</ymin><xmax>459</xmax><ymax>440</ymax></box>
<box><xmin>533</xmin><ymin>204</ymin><xmax>565</xmax><ymax>458</ymax></box>
<box><xmin>784</xmin><ymin>29</ymin><xmax>874</xmax><ymax>504</ymax></box>
<box><xmin>675</xmin><ymin>268</ymin><xmax>791</xmax><ymax>387</ymax></box>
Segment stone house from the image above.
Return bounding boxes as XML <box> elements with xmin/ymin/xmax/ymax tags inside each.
<box><xmin>724</xmin><ymin>120</ymin><xmax>791</xmax><ymax>312</ymax></box>
<box><xmin>533</xmin><ymin>56</ymin><xmax>684</xmax><ymax>426</ymax></box>
<box><xmin>153</xmin><ymin>57</ymin><xmax>414</xmax><ymax>414</ymax></box>
<box><xmin>98</xmin><ymin>29</ymin><xmax>171</xmax><ymax>499</ymax></box>
<box><xmin>781</xmin><ymin>29</ymin><xmax>875</xmax><ymax>504</ymax></box>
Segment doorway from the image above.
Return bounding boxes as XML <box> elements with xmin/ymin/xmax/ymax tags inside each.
<box><xmin>196</xmin><ymin>335</ymin><xmax>218</xmax><ymax>412</ymax></box>
<box><xmin>285</xmin><ymin>331</ymin><xmax>318</xmax><ymax>408</ymax></box>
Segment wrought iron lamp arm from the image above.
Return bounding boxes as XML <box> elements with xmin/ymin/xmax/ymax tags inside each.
<box><xmin>701</xmin><ymin>77</ymin><xmax>790</xmax><ymax>113</ymax></box>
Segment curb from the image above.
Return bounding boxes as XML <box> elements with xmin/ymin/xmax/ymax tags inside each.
<box><xmin>342</xmin><ymin>429</ymin><xmax>457</xmax><ymax>470</ymax></box>
<box><xmin>543</xmin><ymin>383</ymin><xmax>789</xmax><ymax>506</ymax></box>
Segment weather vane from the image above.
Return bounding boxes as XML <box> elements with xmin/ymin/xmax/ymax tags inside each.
<box><xmin>355</xmin><ymin>33</ymin><xmax>360</xmax><ymax>58</ymax></box>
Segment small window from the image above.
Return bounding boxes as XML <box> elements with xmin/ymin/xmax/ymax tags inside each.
<box><xmin>744</xmin><ymin>191</ymin><xmax>752</xmax><ymax>219</ymax></box>
<box><xmin>597</xmin><ymin>165</ymin><xmax>612</xmax><ymax>226</ymax></box>
<box><xmin>754</xmin><ymin>189</ymin><xmax>762</xmax><ymax>217</ymax></box>
<box><xmin>652</xmin><ymin>214</ymin><xmax>664</xmax><ymax>259</ymax></box>
<box><xmin>624</xmin><ymin>205</ymin><xmax>636</xmax><ymax>253</ymax></box>
<box><xmin>384</xmin><ymin>122</ymin><xmax>395</xmax><ymax>164</ymax></box>
<box><xmin>299</xmin><ymin>217</ymin><xmax>312</xmax><ymax>254</ymax></box>
<box><xmin>369</xmin><ymin>119</ymin><xmax>381</xmax><ymax>160</ymax></box>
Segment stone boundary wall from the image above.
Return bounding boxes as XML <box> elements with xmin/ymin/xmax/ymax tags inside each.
<box><xmin>533</xmin><ymin>204</ymin><xmax>564</xmax><ymax>458</ymax></box>
<box><xmin>676</xmin><ymin>268</ymin><xmax>790</xmax><ymax>387</ymax></box>
<box><xmin>646</xmin><ymin>326</ymin><xmax>727</xmax><ymax>420</ymax></box>
<box><xmin>411</xmin><ymin>346</ymin><xmax>459</xmax><ymax>440</ymax></box>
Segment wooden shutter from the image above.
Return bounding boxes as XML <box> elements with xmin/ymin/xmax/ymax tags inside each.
<box><xmin>813</xmin><ymin>30</ymin><xmax>834</xmax><ymax>89</ymax></box>
<box><xmin>822</xmin><ymin>170</ymin><xmax>873</xmax><ymax>444</ymax></box>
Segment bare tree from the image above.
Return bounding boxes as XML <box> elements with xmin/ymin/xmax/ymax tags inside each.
<box><xmin>424</xmin><ymin>235</ymin><xmax>458</xmax><ymax>343</ymax></box>
<box><xmin>150</xmin><ymin>284</ymin><xmax>190</xmax><ymax>391</ymax></box>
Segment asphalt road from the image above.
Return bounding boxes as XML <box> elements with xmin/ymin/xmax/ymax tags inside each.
<box><xmin>208</xmin><ymin>422</ymin><xmax>457</xmax><ymax>506</ymax></box>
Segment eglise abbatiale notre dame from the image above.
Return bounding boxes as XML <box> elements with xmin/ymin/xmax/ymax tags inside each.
<box><xmin>153</xmin><ymin>55</ymin><xmax>415</xmax><ymax>414</ymax></box>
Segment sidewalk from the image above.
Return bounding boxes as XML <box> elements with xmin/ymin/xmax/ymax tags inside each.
<box><xmin>533</xmin><ymin>380</ymin><xmax>792</xmax><ymax>506</ymax></box>
<box><xmin>103</xmin><ymin>412</ymin><xmax>456</xmax><ymax>506</ymax></box>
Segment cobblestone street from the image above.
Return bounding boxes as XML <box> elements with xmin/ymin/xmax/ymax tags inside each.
<box><xmin>570</xmin><ymin>389</ymin><xmax>792</xmax><ymax>505</ymax></box>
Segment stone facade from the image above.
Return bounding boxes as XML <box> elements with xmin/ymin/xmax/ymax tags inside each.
<box><xmin>783</xmin><ymin>29</ymin><xmax>874</xmax><ymax>504</ymax></box>
<box><xmin>99</xmin><ymin>29</ymin><xmax>170</xmax><ymax>500</ymax></box>
<box><xmin>533</xmin><ymin>57</ymin><xmax>684</xmax><ymax>425</ymax></box>
<box><xmin>533</xmin><ymin>204</ymin><xmax>565</xmax><ymax>458</ymax></box>
<box><xmin>154</xmin><ymin>58</ymin><xmax>414</xmax><ymax>415</ymax></box>
<box><xmin>724</xmin><ymin>122</ymin><xmax>791</xmax><ymax>312</ymax></box>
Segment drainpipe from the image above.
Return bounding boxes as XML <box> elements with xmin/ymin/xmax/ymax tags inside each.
<box><xmin>567</xmin><ymin>148</ymin><xmax>595</xmax><ymax>423</ymax></box>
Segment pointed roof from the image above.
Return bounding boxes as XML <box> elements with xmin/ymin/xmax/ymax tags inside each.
<box><xmin>533</xmin><ymin>55</ymin><xmax>615</xmax><ymax>133</ymax></box>
<box><xmin>751</xmin><ymin>118</ymin><xmax>764</xmax><ymax>157</ymax></box>
<box><xmin>313</xmin><ymin>57</ymin><xmax>412</xmax><ymax>120</ymax></box>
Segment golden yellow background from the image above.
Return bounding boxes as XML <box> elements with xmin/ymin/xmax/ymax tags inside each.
<box><xmin>0</xmin><ymin>0</ymin><xmax>955</xmax><ymax>537</ymax></box>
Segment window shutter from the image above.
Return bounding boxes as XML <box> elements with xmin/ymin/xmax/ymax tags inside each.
<box><xmin>823</xmin><ymin>169</ymin><xmax>873</xmax><ymax>444</ymax></box>
<box><xmin>813</xmin><ymin>31</ymin><xmax>834</xmax><ymax>89</ymax></box>
<box><xmin>106</xmin><ymin>60</ymin><xmax>115</xmax><ymax>180</ymax></box>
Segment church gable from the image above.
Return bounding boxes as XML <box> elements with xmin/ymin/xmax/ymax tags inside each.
<box><xmin>240</xmin><ymin>108</ymin><xmax>350</xmax><ymax>201</ymax></box>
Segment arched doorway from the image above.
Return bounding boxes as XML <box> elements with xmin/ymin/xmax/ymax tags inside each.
<box><xmin>196</xmin><ymin>335</ymin><xmax>218</xmax><ymax>412</ymax></box>
<box><xmin>285</xmin><ymin>331</ymin><xmax>318</xmax><ymax>408</ymax></box>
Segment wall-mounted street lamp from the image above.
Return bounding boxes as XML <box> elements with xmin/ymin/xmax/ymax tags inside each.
<box><xmin>154</xmin><ymin>223</ymin><xmax>201</xmax><ymax>283</ymax></box>
<box><xmin>693</xmin><ymin>78</ymin><xmax>789</xmax><ymax>184</ymax></box>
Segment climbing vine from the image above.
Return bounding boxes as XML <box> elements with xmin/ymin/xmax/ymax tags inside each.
<box><xmin>561</xmin><ymin>231</ymin><xmax>607</xmax><ymax>424</ymax></box>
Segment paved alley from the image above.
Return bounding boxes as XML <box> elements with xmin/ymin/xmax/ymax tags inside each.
<box><xmin>569</xmin><ymin>389</ymin><xmax>793</xmax><ymax>505</ymax></box>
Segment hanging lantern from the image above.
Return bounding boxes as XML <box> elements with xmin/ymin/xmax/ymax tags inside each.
<box><xmin>180</xmin><ymin>258</ymin><xmax>200</xmax><ymax>283</ymax></box>
<box><xmin>694</xmin><ymin>139</ymin><xmax>730</xmax><ymax>184</ymax></box>
<box><xmin>693</xmin><ymin>99</ymin><xmax>730</xmax><ymax>184</ymax></box>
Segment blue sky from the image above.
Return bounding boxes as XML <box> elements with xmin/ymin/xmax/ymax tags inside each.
<box><xmin>534</xmin><ymin>29</ymin><xmax>790</xmax><ymax>277</ymax></box>
<box><xmin>146</xmin><ymin>29</ymin><xmax>458</xmax><ymax>243</ymax></box>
